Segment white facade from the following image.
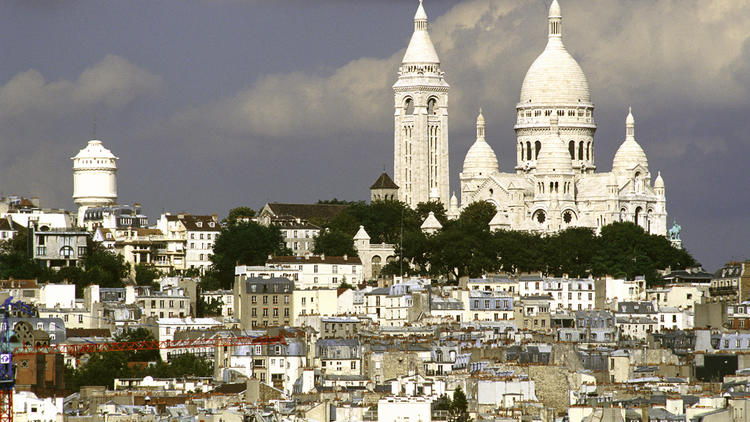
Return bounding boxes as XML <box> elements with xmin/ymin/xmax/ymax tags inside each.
<box><xmin>519</xmin><ymin>277</ymin><xmax>596</xmax><ymax>311</ymax></box>
<box><xmin>454</xmin><ymin>1</ymin><xmax>668</xmax><ymax>236</ymax></box>
<box><xmin>378</xmin><ymin>397</ymin><xmax>432</xmax><ymax>422</ymax></box>
<box><xmin>12</xmin><ymin>391</ymin><xmax>63</xmax><ymax>422</ymax></box>
<box><xmin>393</xmin><ymin>2</ymin><xmax>449</xmax><ymax>208</ymax></box>
<box><xmin>72</xmin><ymin>139</ymin><xmax>118</xmax><ymax>225</ymax></box>
<box><xmin>292</xmin><ymin>288</ymin><xmax>338</xmax><ymax>321</ymax></box>
<box><xmin>266</xmin><ymin>255</ymin><xmax>362</xmax><ymax>289</ymax></box>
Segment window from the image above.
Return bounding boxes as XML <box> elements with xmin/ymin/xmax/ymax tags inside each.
<box><xmin>251</xmin><ymin>295</ymin><xmax>257</xmax><ymax>304</ymax></box>
<box><xmin>36</xmin><ymin>246</ymin><xmax>46</xmax><ymax>256</ymax></box>
<box><xmin>351</xmin><ymin>361</ymin><xmax>357</xmax><ymax>369</ymax></box>
<box><xmin>273</xmin><ymin>296</ymin><xmax>278</xmax><ymax>304</ymax></box>
<box><xmin>314</xmin><ymin>265</ymin><xmax>319</xmax><ymax>273</ymax></box>
<box><xmin>332</xmin><ymin>265</ymin><xmax>338</xmax><ymax>274</ymax></box>
<box><xmin>263</xmin><ymin>308</ymin><xmax>268</xmax><ymax>317</ymax></box>
<box><xmin>273</xmin><ymin>308</ymin><xmax>279</xmax><ymax>317</ymax></box>
<box><xmin>263</xmin><ymin>296</ymin><xmax>268</xmax><ymax>304</ymax></box>
<box><xmin>252</xmin><ymin>308</ymin><xmax>257</xmax><ymax>317</ymax></box>
<box><xmin>284</xmin><ymin>308</ymin><xmax>290</xmax><ymax>317</ymax></box>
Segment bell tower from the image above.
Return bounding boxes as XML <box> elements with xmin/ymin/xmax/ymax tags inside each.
<box><xmin>393</xmin><ymin>0</ymin><xmax>450</xmax><ymax>208</ymax></box>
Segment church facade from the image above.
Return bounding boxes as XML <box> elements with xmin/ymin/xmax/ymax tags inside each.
<box><xmin>393</xmin><ymin>0</ymin><xmax>667</xmax><ymax>236</ymax></box>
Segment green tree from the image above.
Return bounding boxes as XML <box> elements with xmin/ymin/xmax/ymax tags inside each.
<box><xmin>209</xmin><ymin>221</ymin><xmax>291</xmax><ymax>289</ymax></box>
<box><xmin>450</xmin><ymin>386</ymin><xmax>470</xmax><ymax>422</ymax></box>
<box><xmin>223</xmin><ymin>206</ymin><xmax>256</xmax><ymax>225</ymax></box>
<box><xmin>457</xmin><ymin>201</ymin><xmax>496</xmax><ymax>229</ymax></box>
<box><xmin>313</xmin><ymin>230</ymin><xmax>356</xmax><ymax>256</ymax></box>
<box><xmin>197</xmin><ymin>295</ymin><xmax>223</xmax><ymax>317</ymax></box>
<box><xmin>0</xmin><ymin>230</ymin><xmax>42</xmax><ymax>280</ymax></box>
<box><xmin>135</xmin><ymin>264</ymin><xmax>161</xmax><ymax>286</ymax></box>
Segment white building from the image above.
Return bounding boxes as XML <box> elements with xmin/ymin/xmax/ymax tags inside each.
<box><xmin>378</xmin><ymin>396</ymin><xmax>432</xmax><ymax>422</ymax></box>
<box><xmin>12</xmin><ymin>391</ymin><xmax>63</xmax><ymax>422</ymax></box>
<box><xmin>157</xmin><ymin>213</ymin><xmax>220</xmax><ymax>274</ymax></box>
<box><xmin>72</xmin><ymin>139</ymin><xmax>118</xmax><ymax>225</ymax></box>
<box><xmin>266</xmin><ymin>255</ymin><xmax>362</xmax><ymax>289</ymax></box>
<box><xmin>292</xmin><ymin>288</ymin><xmax>338</xmax><ymax>321</ymax></box>
<box><xmin>394</xmin><ymin>1</ymin><xmax>668</xmax><ymax>235</ymax></box>
<box><xmin>393</xmin><ymin>0</ymin><xmax>449</xmax><ymax>208</ymax></box>
<box><xmin>519</xmin><ymin>276</ymin><xmax>596</xmax><ymax>311</ymax></box>
<box><xmin>353</xmin><ymin>225</ymin><xmax>396</xmax><ymax>280</ymax></box>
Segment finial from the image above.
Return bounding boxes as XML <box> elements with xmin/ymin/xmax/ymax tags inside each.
<box><xmin>92</xmin><ymin>115</ymin><xmax>97</xmax><ymax>139</ymax></box>
<box><xmin>548</xmin><ymin>0</ymin><xmax>562</xmax><ymax>38</ymax></box>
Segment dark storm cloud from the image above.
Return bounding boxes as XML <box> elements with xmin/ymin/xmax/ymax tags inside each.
<box><xmin>0</xmin><ymin>0</ymin><xmax>748</xmax><ymax>270</ymax></box>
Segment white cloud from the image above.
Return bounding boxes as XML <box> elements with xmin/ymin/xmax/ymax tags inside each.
<box><xmin>171</xmin><ymin>0</ymin><xmax>750</xmax><ymax>141</ymax></box>
<box><xmin>0</xmin><ymin>54</ymin><xmax>162</xmax><ymax>120</ymax></box>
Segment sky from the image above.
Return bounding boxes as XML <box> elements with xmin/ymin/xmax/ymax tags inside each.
<box><xmin>1</xmin><ymin>0</ymin><xmax>748</xmax><ymax>271</ymax></box>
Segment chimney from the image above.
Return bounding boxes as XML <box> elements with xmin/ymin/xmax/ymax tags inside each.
<box><xmin>343</xmin><ymin>254</ymin><xmax>348</xmax><ymax>261</ymax></box>
<box><xmin>320</xmin><ymin>254</ymin><xmax>325</xmax><ymax>261</ymax></box>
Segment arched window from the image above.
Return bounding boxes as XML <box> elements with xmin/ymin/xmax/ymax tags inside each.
<box><xmin>535</xmin><ymin>141</ymin><xmax>542</xmax><ymax>160</ymax></box>
<box><xmin>404</xmin><ymin>98</ymin><xmax>414</xmax><ymax>115</ymax></box>
<box><xmin>555</xmin><ymin>181</ymin><xmax>559</xmax><ymax>192</ymax></box>
<box><xmin>520</xmin><ymin>142</ymin><xmax>525</xmax><ymax>160</ymax></box>
<box><xmin>569</xmin><ymin>141</ymin><xmax>575</xmax><ymax>160</ymax></box>
<box><xmin>526</xmin><ymin>142</ymin><xmax>532</xmax><ymax>160</ymax></box>
<box><xmin>563</xmin><ymin>211</ymin><xmax>573</xmax><ymax>224</ymax></box>
<box><xmin>578</xmin><ymin>141</ymin><xmax>584</xmax><ymax>160</ymax></box>
<box><xmin>620</xmin><ymin>208</ymin><xmax>627</xmax><ymax>222</ymax></box>
<box><xmin>634</xmin><ymin>207</ymin><xmax>643</xmax><ymax>227</ymax></box>
<box><xmin>586</xmin><ymin>142</ymin><xmax>591</xmax><ymax>160</ymax></box>
<box><xmin>427</xmin><ymin>98</ymin><xmax>437</xmax><ymax>115</ymax></box>
<box><xmin>372</xmin><ymin>256</ymin><xmax>383</xmax><ymax>277</ymax></box>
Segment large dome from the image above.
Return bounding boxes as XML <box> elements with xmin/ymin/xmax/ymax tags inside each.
<box><xmin>519</xmin><ymin>0</ymin><xmax>590</xmax><ymax>105</ymax></box>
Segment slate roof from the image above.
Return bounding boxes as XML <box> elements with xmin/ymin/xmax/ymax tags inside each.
<box><xmin>165</xmin><ymin>214</ymin><xmax>220</xmax><ymax>231</ymax></box>
<box><xmin>370</xmin><ymin>172</ymin><xmax>399</xmax><ymax>190</ymax></box>
<box><xmin>265</xmin><ymin>203</ymin><xmax>348</xmax><ymax>221</ymax></box>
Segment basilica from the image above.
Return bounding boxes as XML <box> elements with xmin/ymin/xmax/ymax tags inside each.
<box><xmin>391</xmin><ymin>0</ymin><xmax>667</xmax><ymax>236</ymax></box>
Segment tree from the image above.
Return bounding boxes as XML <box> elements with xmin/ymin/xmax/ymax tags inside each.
<box><xmin>450</xmin><ymin>386</ymin><xmax>470</xmax><ymax>422</ymax></box>
<box><xmin>223</xmin><ymin>206</ymin><xmax>256</xmax><ymax>225</ymax></box>
<box><xmin>457</xmin><ymin>201</ymin><xmax>496</xmax><ymax>230</ymax></box>
<box><xmin>313</xmin><ymin>230</ymin><xmax>356</xmax><ymax>256</ymax></box>
<box><xmin>209</xmin><ymin>221</ymin><xmax>291</xmax><ymax>289</ymax></box>
<box><xmin>197</xmin><ymin>295</ymin><xmax>223</xmax><ymax>317</ymax></box>
<box><xmin>135</xmin><ymin>264</ymin><xmax>161</xmax><ymax>286</ymax></box>
<box><xmin>0</xmin><ymin>230</ymin><xmax>42</xmax><ymax>280</ymax></box>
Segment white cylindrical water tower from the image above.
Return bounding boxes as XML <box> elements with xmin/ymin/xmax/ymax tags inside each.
<box><xmin>72</xmin><ymin>139</ymin><xmax>118</xmax><ymax>225</ymax></box>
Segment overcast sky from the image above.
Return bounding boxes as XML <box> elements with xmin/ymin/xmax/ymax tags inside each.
<box><xmin>1</xmin><ymin>0</ymin><xmax>748</xmax><ymax>271</ymax></box>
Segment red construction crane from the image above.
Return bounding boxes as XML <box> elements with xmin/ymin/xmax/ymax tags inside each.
<box><xmin>0</xmin><ymin>331</ymin><xmax>287</xmax><ymax>422</ymax></box>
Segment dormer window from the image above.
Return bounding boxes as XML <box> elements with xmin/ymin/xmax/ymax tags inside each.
<box><xmin>196</xmin><ymin>222</ymin><xmax>203</xmax><ymax>228</ymax></box>
<box><xmin>209</xmin><ymin>222</ymin><xmax>215</xmax><ymax>228</ymax></box>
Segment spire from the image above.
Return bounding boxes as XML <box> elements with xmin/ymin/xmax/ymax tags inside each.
<box><xmin>476</xmin><ymin>108</ymin><xmax>485</xmax><ymax>140</ymax></box>
<box><xmin>548</xmin><ymin>0</ymin><xmax>562</xmax><ymax>39</ymax></box>
<box><xmin>402</xmin><ymin>0</ymin><xmax>440</xmax><ymax>64</ymax></box>
<box><xmin>415</xmin><ymin>0</ymin><xmax>428</xmax><ymax>30</ymax></box>
<box><xmin>626</xmin><ymin>106</ymin><xmax>635</xmax><ymax>140</ymax></box>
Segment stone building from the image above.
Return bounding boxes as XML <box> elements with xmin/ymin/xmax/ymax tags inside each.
<box><xmin>392</xmin><ymin>1</ymin><xmax>669</xmax><ymax>237</ymax></box>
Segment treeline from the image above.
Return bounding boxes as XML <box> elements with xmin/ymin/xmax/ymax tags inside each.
<box><xmin>0</xmin><ymin>230</ymin><xmax>131</xmax><ymax>297</ymax></box>
<box><xmin>313</xmin><ymin>200</ymin><xmax>697</xmax><ymax>285</ymax></box>
<box><xmin>65</xmin><ymin>329</ymin><xmax>213</xmax><ymax>391</ymax></box>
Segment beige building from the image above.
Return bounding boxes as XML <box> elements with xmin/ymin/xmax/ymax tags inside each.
<box><xmin>234</xmin><ymin>276</ymin><xmax>294</xmax><ymax>329</ymax></box>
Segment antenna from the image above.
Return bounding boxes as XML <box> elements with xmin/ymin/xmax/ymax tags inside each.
<box><xmin>92</xmin><ymin>115</ymin><xmax>97</xmax><ymax>139</ymax></box>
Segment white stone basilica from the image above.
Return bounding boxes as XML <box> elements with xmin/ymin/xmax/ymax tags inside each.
<box><xmin>393</xmin><ymin>0</ymin><xmax>667</xmax><ymax>236</ymax></box>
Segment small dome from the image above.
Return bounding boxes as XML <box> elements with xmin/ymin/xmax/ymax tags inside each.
<box><xmin>612</xmin><ymin>139</ymin><xmax>648</xmax><ymax>172</ymax></box>
<box><xmin>463</xmin><ymin>139</ymin><xmax>499</xmax><ymax>176</ymax></box>
<box><xmin>73</xmin><ymin>140</ymin><xmax>118</xmax><ymax>161</ymax></box>
<box><xmin>654</xmin><ymin>171</ymin><xmax>664</xmax><ymax>188</ymax></box>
